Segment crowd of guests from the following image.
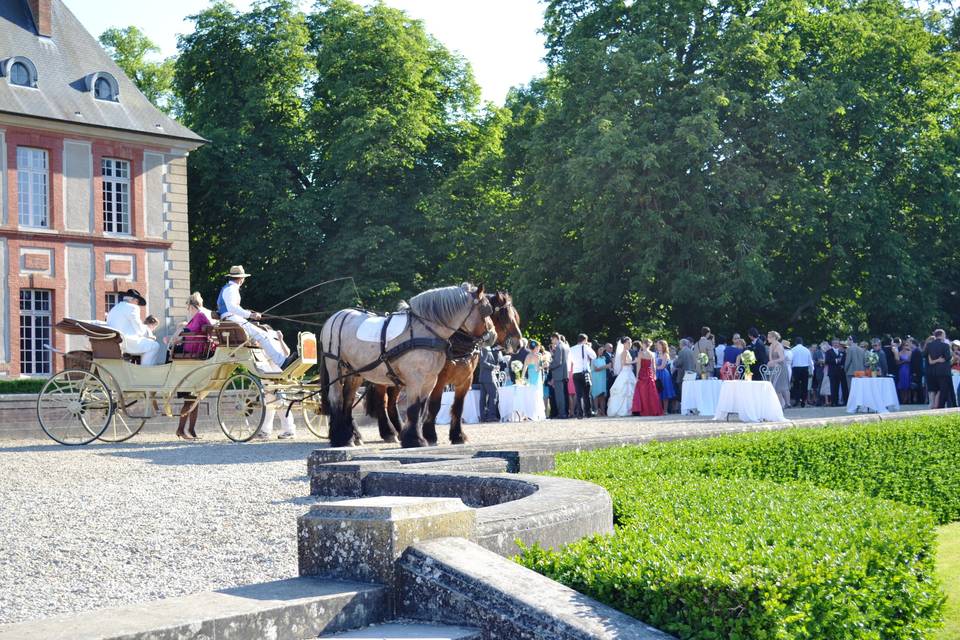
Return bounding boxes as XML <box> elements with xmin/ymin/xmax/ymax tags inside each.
<box><xmin>478</xmin><ymin>326</ymin><xmax>960</xmax><ymax>421</ymax></box>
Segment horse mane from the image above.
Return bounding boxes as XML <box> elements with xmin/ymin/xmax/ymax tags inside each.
<box><xmin>407</xmin><ymin>284</ymin><xmax>474</xmax><ymax>328</ymax></box>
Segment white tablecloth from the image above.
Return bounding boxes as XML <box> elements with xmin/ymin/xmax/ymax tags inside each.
<box><xmin>681</xmin><ymin>379</ymin><xmax>723</xmax><ymax>416</ymax></box>
<box><xmin>436</xmin><ymin>389</ymin><xmax>481</xmax><ymax>425</ymax></box>
<box><xmin>846</xmin><ymin>377</ymin><xmax>900</xmax><ymax>414</ymax></box>
<box><xmin>498</xmin><ymin>384</ymin><xmax>546</xmax><ymax>422</ymax></box>
<box><xmin>713</xmin><ymin>380</ymin><xmax>785</xmax><ymax>423</ymax></box>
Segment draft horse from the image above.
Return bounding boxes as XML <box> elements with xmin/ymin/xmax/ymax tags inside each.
<box><xmin>319</xmin><ymin>283</ymin><xmax>495</xmax><ymax>448</ymax></box>
<box><xmin>365</xmin><ymin>291</ymin><xmax>522</xmax><ymax>446</ymax></box>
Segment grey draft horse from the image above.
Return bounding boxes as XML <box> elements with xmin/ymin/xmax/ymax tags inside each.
<box><xmin>319</xmin><ymin>283</ymin><xmax>494</xmax><ymax>448</ymax></box>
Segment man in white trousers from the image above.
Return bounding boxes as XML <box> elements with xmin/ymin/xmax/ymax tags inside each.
<box><xmin>255</xmin><ymin>328</ymin><xmax>297</xmax><ymax>440</ymax></box>
<box><xmin>216</xmin><ymin>265</ymin><xmax>294</xmax><ymax>368</ymax></box>
<box><xmin>106</xmin><ymin>289</ymin><xmax>163</xmax><ymax>366</ymax></box>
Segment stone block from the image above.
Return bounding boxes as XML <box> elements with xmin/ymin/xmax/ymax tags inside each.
<box><xmin>307</xmin><ymin>448</ymin><xmax>357</xmax><ymax>475</ymax></box>
<box><xmin>298</xmin><ymin>496</ymin><xmax>476</xmax><ymax>597</ymax></box>
<box><xmin>310</xmin><ymin>460</ymin><xmax>403</xmax><ymax>497</ymax></box>
<box><xmin>398</xmin><ymin>537</ymin><xmax>675</xmax><ymax>639</ymax></box>
<box><xmin>475</xmin><ymin>449</ymin><xmax>555</xmax><ymax>473</ymax></box>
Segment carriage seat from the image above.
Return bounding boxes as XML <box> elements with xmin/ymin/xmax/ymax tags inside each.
<box><xmin>205</xmin><ymin>321</ymin><xmax>250</xmax><ymax>348</ymax></box>
<box><xmin>55</xmin><ymin>318</ymin><xmax>124</xmax><ymax>360</ymax></box>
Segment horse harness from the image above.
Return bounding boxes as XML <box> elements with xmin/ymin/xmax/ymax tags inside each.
<box><xmin>321</xmin><ymin>300</ymin><xmax>493</xmax><ymax>388</ymax></box>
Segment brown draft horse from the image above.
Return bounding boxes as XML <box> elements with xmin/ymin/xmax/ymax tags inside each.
<box><xmin>319</xmin><ymin>283</ymin><xmax>495</xmax><ymax>448</ymax></box>
<box><xmin>365</xmin><ymin>291</ymin><xmax>522</xmax><ymax>446</ymax></box>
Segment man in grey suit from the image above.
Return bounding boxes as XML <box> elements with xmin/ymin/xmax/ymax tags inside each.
<box><xmin>844</xmin><ymin>336</ymin><xmax>866</xmax><ymax>393</ymax></box>
<box><xmin>549</xmin><ymin>333</ymin><xmax>570</xmax><ymax>418</ymax></box>
<box><xmin>478</xmin><ymin>346</ymin><xmax>499</xmax><ymax>422</ymax></box>
<box><xmin>673</xmin><ymin>338</ymin><xmax>697</xmax><ymax>403</ymax></box>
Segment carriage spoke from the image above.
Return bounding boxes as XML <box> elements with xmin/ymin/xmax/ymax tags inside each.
<box><xmin>38</xmin><ymin>370</ymin><xmax>114</xmax><ymax>446</ymax></box>
<box><xmin>217</xmin><ymin>373</ymin><xmax>265</xmax><ymax>442</ymax></box>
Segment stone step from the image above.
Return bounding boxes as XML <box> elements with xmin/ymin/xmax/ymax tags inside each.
<box><xmin>0</xmin><ymin>577</ymin><xmax>388</xmax><ymax>640</ymax></box>
<box><xmin>321</xmin><ymin>621</ymin><xmax>481</xmax><ymax>639</ymax></box>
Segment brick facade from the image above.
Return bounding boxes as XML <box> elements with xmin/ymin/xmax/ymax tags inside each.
<box><xmin>0</xmin><ymin>123</ymin><xmax>196</xmax><ymax>376</ymax></box>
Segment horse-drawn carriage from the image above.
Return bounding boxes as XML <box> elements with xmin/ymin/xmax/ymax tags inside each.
<box><xmin>37</xmin><ymin>318</ymin><xmax>326</xmax><ymax>445</ymax></box>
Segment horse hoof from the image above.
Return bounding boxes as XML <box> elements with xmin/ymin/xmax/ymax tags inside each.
<box><xmin>401</xmin><ymin>436</ymin><xmax>429</xmax><ymax>448</ymax></box>
<box><xmin>426</xmin><ymin>439</ymin><xmax>438</xmax><ymax>447</ymax></box>
<box><xmin>450</xmin><ymin>435</ymin><xmax>468</xmax><ymax>445</ymax></box>
<box><xmin>382</xmin><ymin>434</ymin><xmax>399</xmax><ymax>444</ymax></box>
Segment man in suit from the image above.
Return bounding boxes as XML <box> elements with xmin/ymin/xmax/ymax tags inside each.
<box><xmin>549</xmin><ymin>333</ymin><xmax>570</xmax><ymax>418</ymax></box>
<box><xmin>746</xmin><ymin>327</ymin><xmax>768</xmax><ymax>377</ymax></box>
<box><xmin>105</xmin><ymin>289</ymin><xmax>163</xmax><ymax>366</ymax></box>
<box><xmin>825</xmin><ymin>338</ymin><xmax>847</xmax><ymax>406</ymax></box>
<box><xmin>870</xmin><ymin>339</ymin><xmax>889</xmax><ymax>377</ymax></box>
<box><xmin>569</xmin><ymin>334</ymin><xmax>596</xmax><ymax>418</ymax></box>
<box><xmin>844</xmin><ymin>336</ymin><xmax>866</xmax><ymax>393</ymax></box>
<box><xmin>694</xmin><ymin>327</ymin><xmax>716</xmax><ymax>377</ymax></box>
<box><xmin>478</xmin><ymin>346</ymin><xmax>500</xmax><ymax>422</ymax></box>
<box><xmin>673</xmin><ymin>339</ymin><xmax>697</xmax><ymax>399</ymax></box>
<box><xmin>909</xmin><ymin>338</ymin><xmax>924</xmax><ymax>404</ymax></box>
<box><xmin>924</xmin><ymin>329</ymin><xmax>956</xmax><ymax>408</ymax></box>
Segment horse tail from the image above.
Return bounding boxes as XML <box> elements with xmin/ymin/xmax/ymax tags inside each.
<box><xmin>318</xmin><ymin>342</ymin><xmax>332</xmax><ymax>418</ymax></box>
<box><xmin>363</xmin><ymin>382</ymin><xmax>381</xmax><ymax>418</ymax></box>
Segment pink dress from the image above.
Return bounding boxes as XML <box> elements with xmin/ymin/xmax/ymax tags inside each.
<box><xmin>182</xmin><ymin>312</ymin><xmax>212</xmax><ymax>354</ymax></box>
<box><xmin>631</xmin><ymin>358</ymin><xmax>663</xmax><ymax>416</ymax></box>
<box><xmin>567</xmin><ymin>362</ymin><xmax>575</xmax><ymax>395</ymax></box>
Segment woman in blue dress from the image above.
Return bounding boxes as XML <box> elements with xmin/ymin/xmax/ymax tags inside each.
<box><xmin>590</xmin><ymin>344</ymin><xmax>609</xmax><ymax>416</ymax></box>
<box><xmin>654</xmin><ymin>340</ymin><xmax>676</xmax><ymax>413</ymax></box>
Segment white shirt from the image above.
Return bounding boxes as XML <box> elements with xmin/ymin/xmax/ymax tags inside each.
<box><xmin>569</xmin><ymin>342</ymin><xmax>597</xmax><ymax>374</ymax></box>
<box><xmin>790</xmin><ymin>344</ymin><xmax>813</xmax><ymax>368</ymax></box>
<box><xmin>106</xmin><ymin>300</ymin><xmax>151</xmax><ymax>339</ymax></box>
<box><xmin>218</xmin><ymin>281</ymin><xmax>251</xmax><ymax>319</ymax></box>
<box><xmin>714</xmin><ymin>344</ymin><xmax>726</xmax><ymax>365</ymax></box>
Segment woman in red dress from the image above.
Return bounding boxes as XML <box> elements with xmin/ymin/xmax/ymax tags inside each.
<box><xmin>631</xmin><ymin>339</ymin><xmax>664</xmax><ymax>417</ymax></box>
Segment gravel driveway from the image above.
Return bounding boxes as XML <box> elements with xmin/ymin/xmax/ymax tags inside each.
<box><xmin>0</xmin><ymin>405</ymin><xmax>891</xmax><ymax>624</ymax></box>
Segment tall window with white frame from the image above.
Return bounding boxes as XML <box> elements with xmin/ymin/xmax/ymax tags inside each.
<box><xmin>102</xmin><ymin>158</ymin><xmax>131</xmax><ymax>234</ymax></box>
<box><xmin>17</xmin><ymin>147</ymin><xmax>48</xmax><ymax>228</ymax></box>
<box><xmin>20</xmin><ymin>289</ymin><xmax>52</xmax><ymax>376</ymax></box>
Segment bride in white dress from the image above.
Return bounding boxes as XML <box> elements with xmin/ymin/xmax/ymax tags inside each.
<box><xmin>607</xmin><ymin>337</ymin><xmax>637</xmax><ymax>417</ymax></box>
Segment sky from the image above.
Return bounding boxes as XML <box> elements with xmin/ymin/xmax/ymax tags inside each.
<box><xmin>64</xmin><ymin>0</ymin><xmax>549</xmax><ymax>105</ymax></box>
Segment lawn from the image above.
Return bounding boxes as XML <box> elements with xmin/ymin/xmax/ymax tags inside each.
<box><xmin>936</xmin><ymin>523</ymin><xmax>960</xmax><ymax>640</ymax></box>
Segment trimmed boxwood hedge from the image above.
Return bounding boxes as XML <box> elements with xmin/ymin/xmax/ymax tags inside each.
<box><xmin>0</xmin><ymin>378</ymin><xmax>45</xmax><ymax>394</ymax></box>
<box><xmin>517</xmin><ymin>417</ymin><xmax>959</xmax><ymax>639</ymax></box>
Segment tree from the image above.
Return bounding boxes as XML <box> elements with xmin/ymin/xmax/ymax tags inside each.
<box><xmin>99</xmin><ymin>26</ymin><xmax>176</xmax><ymax>113</ymax></box>
<box><xmin>175</xmin><ymin>0</ymin><xmax>486</xmax><ymax>315</ymax></box>
<box><xmin>508</xmin><ymin>0</ymin><xmax>960</xmax><ymax>340</ymax></box>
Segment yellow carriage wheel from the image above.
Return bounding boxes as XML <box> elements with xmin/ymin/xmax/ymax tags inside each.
<box><xmin>37</xmin><ymin>370</ymin><xmax>114</xmax><ymax>446</ymax></box>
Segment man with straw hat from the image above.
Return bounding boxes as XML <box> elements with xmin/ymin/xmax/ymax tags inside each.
<box><xmin>216</xmin><ymin>265</ymin><xmax>292</xmax><ymax>368</ymax></box>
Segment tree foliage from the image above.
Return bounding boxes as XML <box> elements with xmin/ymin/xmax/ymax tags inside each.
<box><xmin>99</xmin><ymin>26</ymin><xmax>176</xmax><ymax>113</ymax></box>
<box><xmin>172</xmin><ymin>0</ymin><xmax>960</xmax><ymax>340</ymax></box>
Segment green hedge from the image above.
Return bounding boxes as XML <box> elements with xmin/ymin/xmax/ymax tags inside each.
<box><xmin>569</xmin><ymin>416</ymin><xmax>960</xmax><ymax>524</ymax></box>
<box><xmin>0</xmin><ymin>378</ymin><xmax>45</xmax><ymax>394</ymax></box>
<box><xmin>517</xmin><ymin>417</ymin><xmax>960</xmax><ymax>639</ymax></box>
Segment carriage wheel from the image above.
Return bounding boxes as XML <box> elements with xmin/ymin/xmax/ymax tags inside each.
<box><xmin>217</xmin><ymin>372</ymin><xmax>265</xmax><ymax>442</ymax></box>
<box><xmin>37</xmin><ymin>370</ymin><xmax>114</xmax><ymax>446</ymax></box>
<box><xmin>301</xmin><ymin>398</ymin><xmax>328</xmax><ymax>439</ymax></box>
<box><xmin>94</xmin><ymin>401</ymin><xmax>147</xmax><ymax>443</ymax></box>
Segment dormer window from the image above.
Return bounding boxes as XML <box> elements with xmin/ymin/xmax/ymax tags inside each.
<box><xmin>11</xmin><ymin>62</ymin><xmax>29</xmax><ymax>85</ymax></box>
<box><xmin>85</xmin><ymin>72</ymin><xmax>119</xmax><ymax>102</ymax></box>
<box><xmin>95</xmin><ymin>77</ymin><xmax>112</xmax><ymax>100</ymax></box>
<box><xmin>2</xmin><ymin>57</ymin><xmax>38</xmax><ymax>88</ymax></box>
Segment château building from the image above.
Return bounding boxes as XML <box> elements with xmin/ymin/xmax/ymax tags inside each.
<box><xmin>0</xmin><ymin>0</ymin><xmax>204</xmax><ymax>376</ymax></box>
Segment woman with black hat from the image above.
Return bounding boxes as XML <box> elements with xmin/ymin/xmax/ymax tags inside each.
<box><xmin>105</xmin><ymin>289</ymin><xmax>163</xmax><ymax>366</ymax></box>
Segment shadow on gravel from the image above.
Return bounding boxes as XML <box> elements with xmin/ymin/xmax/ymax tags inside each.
<box><xmin>99</xmin><ymin>442</ymin><xmax>330</xmax><ymax>466</ymax></box>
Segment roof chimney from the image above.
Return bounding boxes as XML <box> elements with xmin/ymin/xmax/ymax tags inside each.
<box><xmin>26</xmin><ymin>0</ymin><xmax>51</xmax><ymax>37</ymax></box>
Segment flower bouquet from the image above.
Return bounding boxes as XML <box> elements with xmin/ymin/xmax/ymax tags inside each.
<box><xmin>510</xmin><ymin>359</ymin><xmax>526</xmax><ymax>385</ymax></box>
<box><xmin>740</xmin><ymin>350</ymin><xmax>757</xmax><ymax>380</ymax></box>
<box><xmin>697</xmin><ymin>352</ymin><xmax>710</xmax><ymax>379</ymax></box>
<box><xmin>865</xmin><ymin>351</ymin><xmax>879</xmax><ymax>377</ymax></box>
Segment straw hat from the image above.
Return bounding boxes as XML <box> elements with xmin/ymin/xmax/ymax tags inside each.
<box><xmin>226</xmin><ymin>265</ymin><xmax>252</xmax><ymax>279</ymax></box>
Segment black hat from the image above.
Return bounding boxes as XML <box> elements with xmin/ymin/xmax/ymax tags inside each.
<box><xmin>122</xmin><ymin>289</ymin><xmax>147</xmax><ymax>306</ymax></box>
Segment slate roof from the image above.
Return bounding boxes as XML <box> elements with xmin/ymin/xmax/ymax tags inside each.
<box><xmin>0</xmin><ymin>0</ymin><xmax>204</xmax><ymax>144</ymax></box>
